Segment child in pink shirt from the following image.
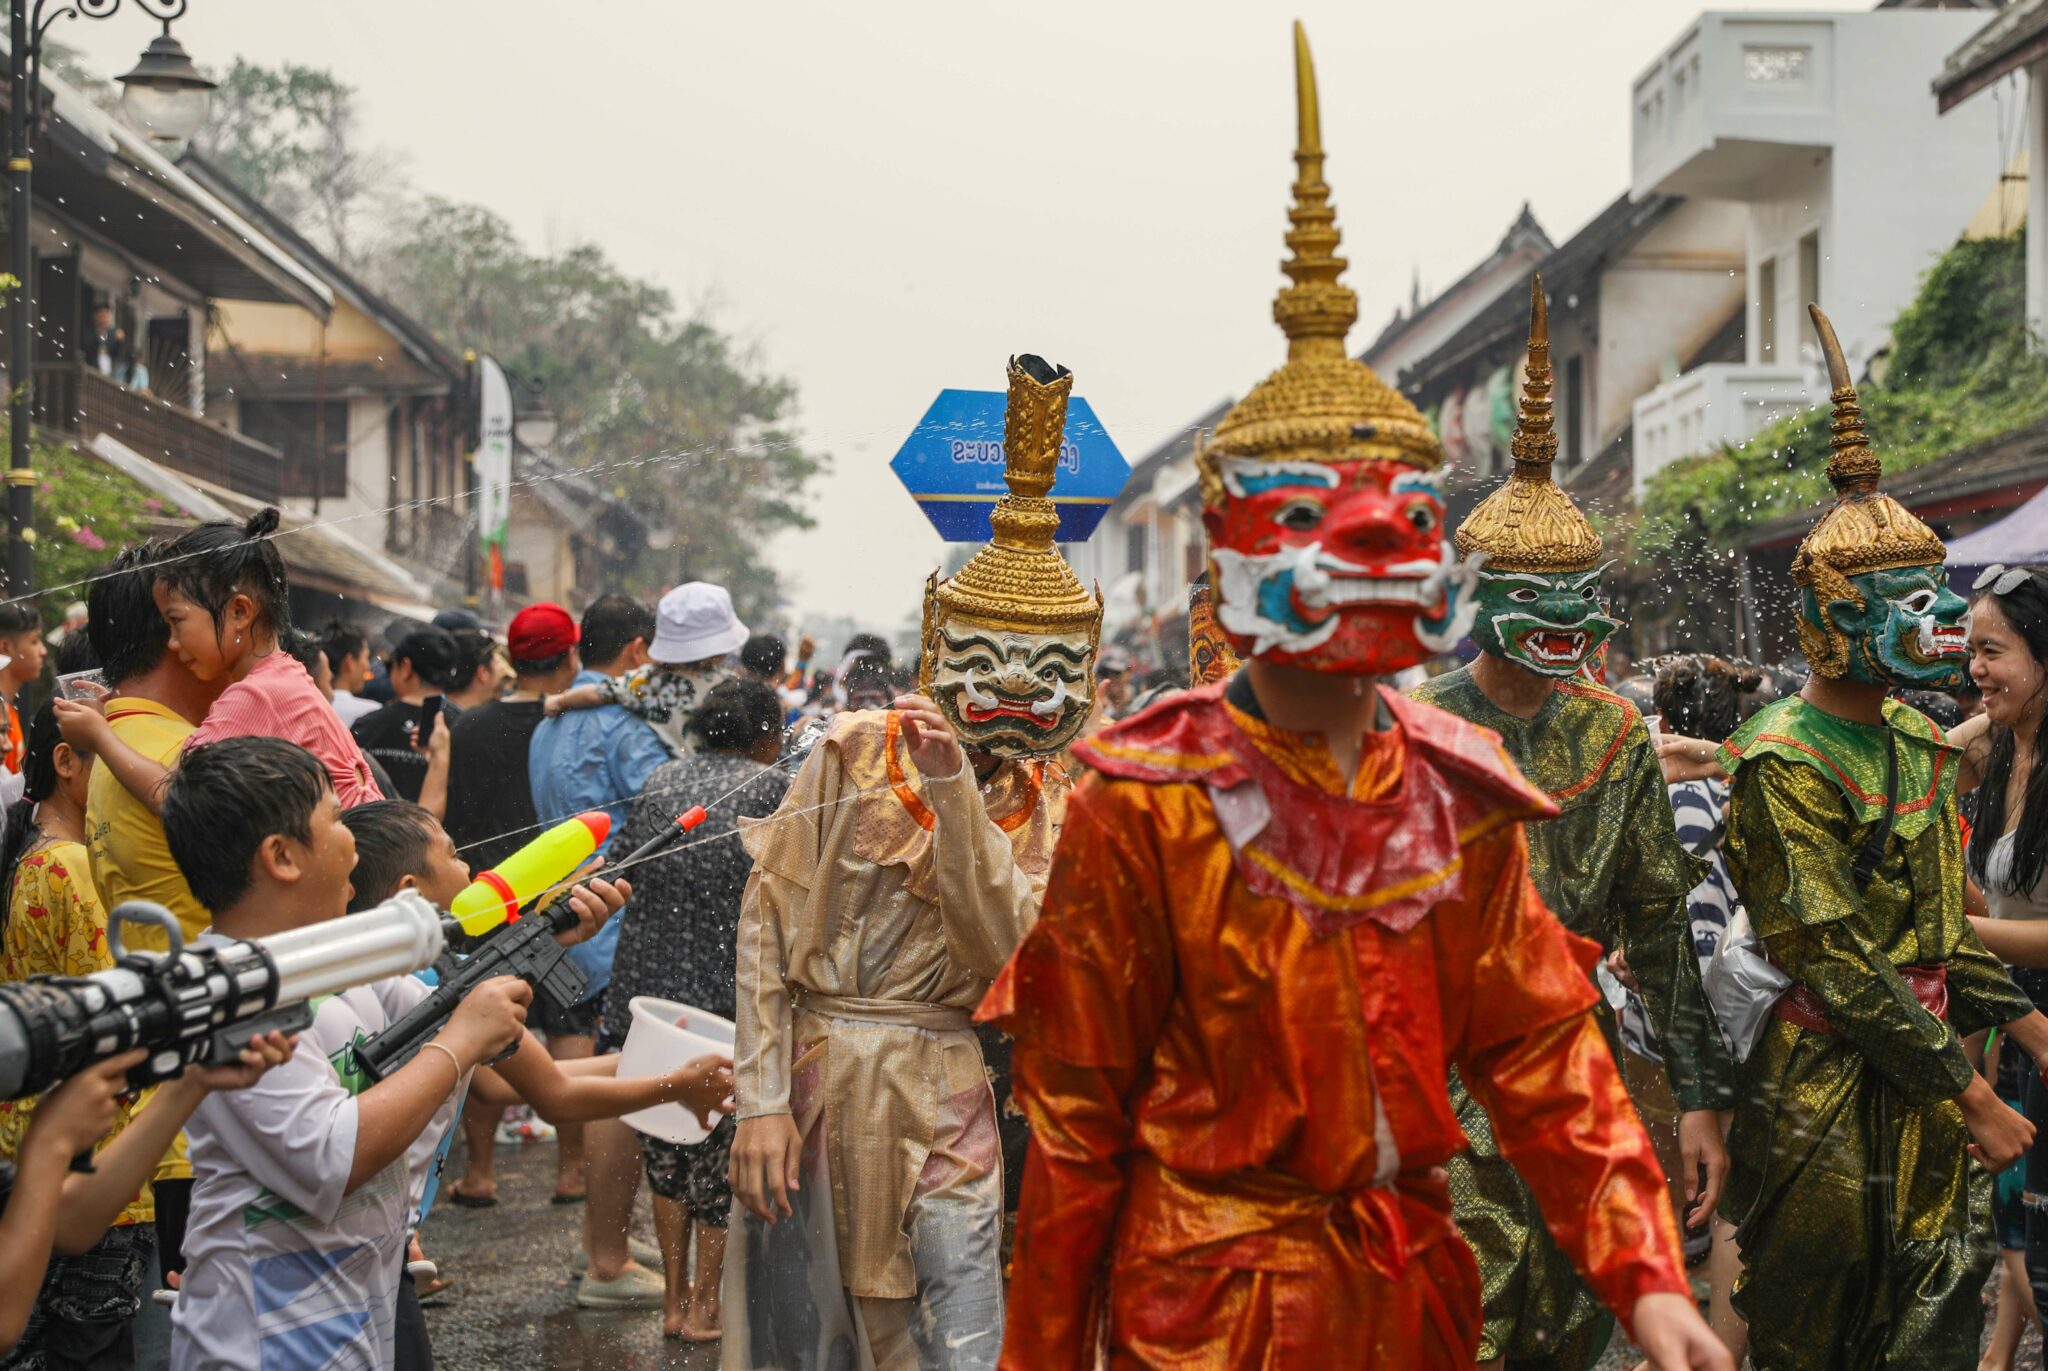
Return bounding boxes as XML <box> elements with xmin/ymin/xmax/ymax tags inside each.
<box><xmin>55</xmin><ymin>509</ymin><xmax>383</xmax><ymax>808</ymax></box>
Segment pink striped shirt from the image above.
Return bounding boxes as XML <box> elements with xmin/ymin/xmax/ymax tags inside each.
<box><xmin>186</xmin><ymin>651</ymin><xmax>383</xmax><ymax>807</ymax></box>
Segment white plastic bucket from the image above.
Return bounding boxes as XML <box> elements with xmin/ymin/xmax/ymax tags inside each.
<box><xmin>618</xmin><ymin>995</ymin><xmax>736</xmax><ymax>1145</ymax></box>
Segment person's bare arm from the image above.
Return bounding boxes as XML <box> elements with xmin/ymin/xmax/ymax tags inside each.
<box><xmin>54</xmin><ymin>1032</ymin><xmax>296</xmax><ymax>1253</ymax></box>
<box><xmin>1952</xmin><ymin>713</ymin><xmax>1993</xmax><ymax>796</ymax></box>
<box><xmin>492</xmin><ymin>1030</ymin><xmax>731</xmax><ymax>1126</ymax></box>
<box><xmin>0</xmin><ymin>1051</ymin><xmax>142</xmax><ymax>1350</ymax></box>
<box><xmin>1969</xmin><ymin>915</ymin><xmax>2048</xmax><ymax>968</ymax></box>
<box><xmin>349</xmin><ymin>978</ymin><xmax>529</xmax><ymax>1191</ymax></box>
<box><xmin>51</xmin><ymin>698</ymin><xmax>168</xmax><ymax>815</ymax></box>
<box><xmin>541</xmin><ymin>685</ymin><xmax>607</xmax><ymax>718</ymax></box>
<box><xmin>415</xmin><ymin>717</ymin><xmax>451</xmax><ymax>822</ymax></box>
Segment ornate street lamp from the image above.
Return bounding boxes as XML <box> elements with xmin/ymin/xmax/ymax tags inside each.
<box><xmin>7</xmin><ymin>0</ymin><xmax>211</xmax><ymax>597</ymax></box>
<box><xmin>115</xmin><ymin>23</ymin><xmax>215</xmax><ymax>145</ymax></box>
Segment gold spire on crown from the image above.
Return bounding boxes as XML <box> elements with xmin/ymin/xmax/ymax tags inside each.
<box><xmin>1791</xmin><ymin>304</ymin><xmax>1948</xmax><ymax>677</ymax></box>
<box><xmin>1454</xmin><ymin>276</ymin><xmax>1603</xmax><ymax>574</ymax></box>
<box><xmin>1197</xmin><ymin>22</ymin><xmax>1442</xmax><ymax>506</ymax></box>
<box><xmin>925</xmin><ymin>355</ymin><xmax>1104</xmax><ymax>638</ymax></box>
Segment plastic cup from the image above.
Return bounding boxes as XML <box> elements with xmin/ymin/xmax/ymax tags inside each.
<box><xmin>617</xmin><ymin>996</ymin><xmax>735</xmax><ymax>1145</ymax></box>
<box><xmin>56</xmin><ymin>669</ymin><xmax>108</xmax><ymax>703</ymax></box>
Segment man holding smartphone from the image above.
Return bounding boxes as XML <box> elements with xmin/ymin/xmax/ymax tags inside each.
<box><xmin>350</xmin><ymin>627</ymin><xmax>462</xmax><ymax>803</ymax></box>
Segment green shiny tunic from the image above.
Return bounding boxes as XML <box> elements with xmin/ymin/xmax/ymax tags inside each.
<box><xmin>1719</xmin><ymin>696</ymin><xmax>2032</xmax><ymax>1371</ymax></box>
<box><xmin>1412</xmin><ymin>667</ymin><xmax>1723</xmax><ymax>1368</ymax></box>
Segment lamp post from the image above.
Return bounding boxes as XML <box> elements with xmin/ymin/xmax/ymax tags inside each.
<box><xmin>6</xmin><ymin>0</ymin><xmax>213</xmax><ymax>597</ymax></box>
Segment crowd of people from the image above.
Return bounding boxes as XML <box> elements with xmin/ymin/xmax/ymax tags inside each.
<box><xmin>4</xmin><ymin>24</ymin><xmax>2048</xmax><ymax>1371</ymax></box>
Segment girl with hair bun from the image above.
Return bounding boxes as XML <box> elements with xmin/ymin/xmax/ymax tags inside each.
<box><xmin>53</xmin><ymin>510</ymin><xmax>383</xmax><ymax>814</ymax></box>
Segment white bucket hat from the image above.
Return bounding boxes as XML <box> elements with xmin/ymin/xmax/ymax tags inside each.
<box><xmin>650</xmin><ymin>582</ymin><xmax>749</xmax><ymax>665</ymax></box>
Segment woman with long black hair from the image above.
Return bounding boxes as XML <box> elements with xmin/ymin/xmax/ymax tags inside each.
<box><xmin>1955</xmin><ymin>565</ymin><xmax>2048</xmax><ymax>1342</ymax></box>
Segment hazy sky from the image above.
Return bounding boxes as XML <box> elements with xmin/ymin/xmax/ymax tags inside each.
<box><xmin>65</xmin><ymin>0</ymin><xmax>1878</xmax><ymax>633</ymax></box>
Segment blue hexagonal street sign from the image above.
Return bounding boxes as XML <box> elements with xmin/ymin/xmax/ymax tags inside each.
<box><xmin>890</xmin><ymin>388</ymin><xmax>1130</xmax><ymax>543</ymax></box>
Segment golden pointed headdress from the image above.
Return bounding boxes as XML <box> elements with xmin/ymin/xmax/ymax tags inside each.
<box><xmin>1454</xmin><ymin>276</ymin><xmax>1602</xmax><ymax>574</ymax></box>
<box><xmin>1197</xmin><ymin>22</ymin><xmax>1441</xmax><ymax>506</ymax></box>
<box><xmin>923</xmin><ymin>355</ymin><xmax>1104</xmax><ymax>642</ymax></box>
<box><xmin>1791</xmin><ymin>305</ymin><xmax>1947</xmax><ymax>676</ymax></box>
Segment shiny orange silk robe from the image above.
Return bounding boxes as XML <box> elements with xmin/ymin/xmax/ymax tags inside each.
<box><xmin>979</xmin><ymin>684</ymin><xmax>1688</xmax><ymax>1369</ymax></box>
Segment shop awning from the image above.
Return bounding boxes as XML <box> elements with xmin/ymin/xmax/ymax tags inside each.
<box><xmin>1944</xmin><ymin>481</ymin><xmax>2048</xmax><ymax>569</ymax></box>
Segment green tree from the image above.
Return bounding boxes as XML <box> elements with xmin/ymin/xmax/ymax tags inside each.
<box><xmin>191</xmin><ymin>59</ymin><xmax>385</xmax><ymax>267</ymax></box>
<box><xmin>175</xmin><ymin>60</ymin><xmax>824</xmax><ymax>617</ymax></box>
<box><xmin>376</xmin><ymin>197</ymin><xmax>824</xmax><ymax>619</ymax></box>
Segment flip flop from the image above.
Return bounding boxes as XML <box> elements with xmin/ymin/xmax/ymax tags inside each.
<box><xmin>551</xmin><ymin>1191</ymin><xmax>588</xmax><ymax>1205</ymax></box>
<box><xmin>446</xmin><ymin>1186</ymin><xmax>498</xmax><ymax>1209</ymax></box>
<box><xmin>416</xmin><ymin>1275</ymin><xmax>455</xmax><ymax>1304</ymax></box>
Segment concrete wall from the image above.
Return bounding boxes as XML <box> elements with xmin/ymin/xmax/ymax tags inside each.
<box><xmin>1600</xmin><ymin>199</ymin><xmax>1749</xmax><ymax>439</ymax></box>
<box><xmin>2032</xmin><ymin>62</ymin><xmax>2048</xmax><ymax>339</ymax></box>
<box><xmin>1818</xmin><ymin>14</ymin><xmax>2005</xmax><ymax>367</ymax></box>
<box><xmin>214</xmin><ymin>297</ymin><xmax>396</xmax><ymax>361</ymax></box>
<box><xmin>506</xmin><ymin>505</ymin><xmax>577</xmax><ymax>606</ymax></box>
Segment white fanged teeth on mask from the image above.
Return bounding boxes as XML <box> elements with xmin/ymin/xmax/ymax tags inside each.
<box><xmin>1522</xmin><ymin>630</ymin><xmax>1589</xmax><ymax>664</ymax></box>
<box><xmin>1029</xmin><ymin>677</ymin><xmax>1069</xmax><ymax>718</ymax></box>
<box><xmin>1319</xmin><ymin>578</ymin><xmax>1428</xmax><ymax>606</ymax></box>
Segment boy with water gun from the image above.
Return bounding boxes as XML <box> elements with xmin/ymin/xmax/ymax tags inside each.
<box><xmin>156</xmin><ymin>738</ymin><xmax>728</xmax><ymax>1371</ymax></box>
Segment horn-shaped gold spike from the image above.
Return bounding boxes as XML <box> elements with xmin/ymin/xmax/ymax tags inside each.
<box><xmin>1510</xmin><ymin>274</ymin><xmax>1558</xmax><ymax>477</ymax></box>
<box><xmin>1807</xmin><ymin>304</ymin><xmax>1880</xmax><ymax>495</ymax></box>
<box><xmin>1272</xmin><ymin>20</ymin><xmax>1357</xmax><ymax>361</ymax></box>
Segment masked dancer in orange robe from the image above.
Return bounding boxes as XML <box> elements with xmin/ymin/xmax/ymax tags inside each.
<box><xmin>976</xmin><ymin>26</ymin><xmax>1732</xmax><ymax>1371</ymax></box>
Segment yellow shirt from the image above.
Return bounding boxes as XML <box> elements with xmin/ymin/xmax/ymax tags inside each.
<box><xmin>86</xmin><ymin>696</ymin><xmax>207</xmax><ymax>947</ymax></box>
<box><xmin>0</xmin><ymin>838</ymin><xmax>156</xmax><ymax>1224</ymax></box>
<box><xmin>84</xmin><ymin>695</ymin><xmax>203</xmax><ymax>1182</ymax></box>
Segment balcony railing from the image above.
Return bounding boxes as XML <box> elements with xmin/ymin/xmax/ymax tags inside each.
<box><xmin>33</xmin><ymin>362</ymin><xmax>284</xmax><ymax>503</ymax></box>
<box><xmin>1632</xmin><ymin>362</ymin><xmax>1815</xmax><ymax>500</ymax></box>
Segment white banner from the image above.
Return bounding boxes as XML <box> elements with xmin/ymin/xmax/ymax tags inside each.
<box><xmin>477</xmin><ymin>355</ymin><xmax>513</xmax><ymax>554</ymax></box>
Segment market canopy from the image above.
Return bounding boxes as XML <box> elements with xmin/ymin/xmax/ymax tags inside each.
<box><xmin>1944</xmin><ymin>482</ymin><xmax>2048</xmax><ymax>570</ymax></box>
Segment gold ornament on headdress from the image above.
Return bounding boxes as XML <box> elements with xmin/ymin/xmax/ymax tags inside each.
<box><xmin>1196</xmin><ymin>22</ymin><xmax>1442</xmax><ymax>508</ymax></box>
<box><xmin>1790</xmin><ymin>304</ymin><xmax>1947</xmax><ymax>678</ymax></box>
<box><xmin>921</xmin><ymin>355</ymin><xmax>1104</xmax><ymax>653</ymax></box>
<box><xmin>1454</xmin><ymin>276</ymin><xmax>1602</xmax><ymax>574</ymax></box>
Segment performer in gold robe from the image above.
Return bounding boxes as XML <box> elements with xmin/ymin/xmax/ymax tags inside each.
<box><xmin>1716</xmin><ymin>306</ymin><xmax>2048</xmax><ymax>1370</ymax></box>
<box><xmin>978</xmin><ymin>27</ymin><xmax>1730</xmax><ymax>1371</ymax></box>
<box><xmin>1411</xmin><ymin>279</ymin><xmax>1733</xmax><ymax>1369</ymax></box>
<box><xmin>724</xmin><ymin>355</ymin><xmax>1101</xmax><ymax>1371</ymax></box>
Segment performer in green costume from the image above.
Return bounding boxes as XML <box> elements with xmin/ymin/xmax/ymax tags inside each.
<box><xmin>1716</xmin><ymin>305</ymin><xmax>2048</xmax><ymax>1370</ymax></box>
<box><xmin>1412</xmin><ymin>279</ymin><xmax>1732</xmax><ymax>1370</ymax></box>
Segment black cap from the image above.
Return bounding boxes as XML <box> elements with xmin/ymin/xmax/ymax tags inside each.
<box><xmin>393</xmin><ymin>627</ymin><xmax>462</xmax><ymax>692</ymax></box>
<box><xmin>433</xmin><ymin>607</ymin><xmax>483</xmax><ymax>632</ymax></box>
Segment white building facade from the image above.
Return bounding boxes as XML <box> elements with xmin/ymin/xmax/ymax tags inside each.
<box><xmin>1631</xmin><ymin>8</ymin><xmax>2008</xmax><ymax>493</ymax></box>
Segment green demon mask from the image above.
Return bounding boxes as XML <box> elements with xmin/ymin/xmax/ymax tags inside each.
<box><xmin>1471</xmin><ymin>564</ymin><xmax>1618</xmax><ymax>678</ymax></box>
<box><xmin>1799</xmin><ymin>563</ymin><xmax>1969</xmax><ymax>692</ymax></box>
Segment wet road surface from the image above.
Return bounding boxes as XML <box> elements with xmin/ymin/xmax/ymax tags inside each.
<box><xmin>417</xmin><ymin>1134</ymin><xmax>717</xmax><ymax>1371</ymax></box>
<box><xmin>416</xmin><ymin>1131</ymin><xmax>2039</xmax><ymax>1369</ymax></box>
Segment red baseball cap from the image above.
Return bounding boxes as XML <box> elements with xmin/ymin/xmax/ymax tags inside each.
<box><xmin>507</xmin><ymin>602</ymin><xmax>579</xmax><ymax>664</ymax></box>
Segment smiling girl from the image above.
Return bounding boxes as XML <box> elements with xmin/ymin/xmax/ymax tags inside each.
<box><xmin>53</xmin><ymin>510</ymin><xmax>381</xmax><ymax>811</ymax></box>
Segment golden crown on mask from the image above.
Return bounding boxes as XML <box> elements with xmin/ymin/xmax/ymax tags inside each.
<box><xmin>919</xmin><ymin>355</ymin><xmax>1104</xmax><ymax>660</ymax></box>
<box><xmin>1791</xmin><ymin>304</ymin><xmax>1948</xmax><ymax>677</ymax></box>
<box><xmin>1194</xmin><ymin>21</ymin><xmax>1443</xmax><ymax>511</ymax></box>
<box><xmin>1454</xmin><ymin>276</ymin><xmax>1603</xmax><ymax>575</ymax></box>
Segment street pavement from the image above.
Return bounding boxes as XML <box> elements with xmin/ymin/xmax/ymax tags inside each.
<box><xmin>418</xmin><ymin>1131</ymin><xmax>2041</xmax><ymax>1370</ymax></box>
<box><xmin>418</xmin><ymin>1134</ymin><xmax>716</xmax><ymax>1370</ymax></box>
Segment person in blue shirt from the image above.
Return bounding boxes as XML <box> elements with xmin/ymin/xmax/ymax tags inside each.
<box><xmin>527</xmin><ymin>593</ymin><xmax>673</xmax><ymax>1310</ymax></box>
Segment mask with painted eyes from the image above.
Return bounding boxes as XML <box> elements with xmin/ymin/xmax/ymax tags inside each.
<box><xmin>1472</xmin><ymin>565</ymin><xmax>1620</xmax><ymax>678</ymax></box>
<box><xmin>1201</xmin><ymin>456</ymin><xmax>1478</xmax><ymax>674</ymax></box>
<box><xmin>1195</xmin><ymin>24</ymin><xmax>1476</xmax><ymax>678</ymax></box>
<box><xmin>925</xmin><ymin>623</ymin><xmax>1095</xmax><ymax>754</ymax></box>
<box><xmin>1452</xmin><ymin>276</ymin><xmax>1618</xmax><ymax>679</ymax></box>
<box><xmin>1801</xmin><ymin>565</ymin><xmax>1970</xmax><ymax>691</ymax></box>
<box><xmin>1792</xmin><ymin>305</ymin><xmax>1960</xmax><ymax>688</ymax></box>
<box><xmin>917</xmin><ymin>353</ymin><xmax>1103</xmax><ymax>758</ymax></box>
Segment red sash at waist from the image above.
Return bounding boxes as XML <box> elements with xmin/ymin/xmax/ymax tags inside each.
<box><xmin>1774</xmin><ymin>963</ymin><xmax>1948</xmax><ymax>1036</ymax></box>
